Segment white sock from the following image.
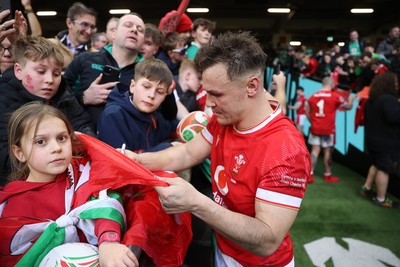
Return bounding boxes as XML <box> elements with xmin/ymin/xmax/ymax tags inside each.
<box><xmin>376</xmin><ymin>197</ymin><xmax>385</xmax><ymax>202</ymax></box>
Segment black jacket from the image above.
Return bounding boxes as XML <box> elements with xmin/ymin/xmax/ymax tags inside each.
<box><xmin>63</xmin><ymin>45</ymin><xmax>143</xmax><ymax>128</ymax></box>
<box><xmin>0</xmin><ymin>68</ymin><xmax>95</xmax><ymax>185</ymax></box>
<box><xmin>364</xmin><ymin>93</ymin><xmax>400</xmax><ymax>153</ymax></box>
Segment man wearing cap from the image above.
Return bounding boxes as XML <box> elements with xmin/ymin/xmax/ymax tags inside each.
<box><xmin>159</xmin><ymin>10</ymin><xmax>193</xmax><ymax>43</ymax></box>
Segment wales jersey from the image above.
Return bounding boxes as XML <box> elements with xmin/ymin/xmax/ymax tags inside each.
<box><xmin>307</xmin><ymin>89</ymin><xmax>346</xmax><ymax>135</ymax></box>
<box><xmin>201</xmin><ymin>101</ymin><xmax>311</xmax><ymax>266</ymax></box>
<box><xmin>297</xmin><ymin>94</ymin><xmax>306</xmax><ymax>115</ymax></box>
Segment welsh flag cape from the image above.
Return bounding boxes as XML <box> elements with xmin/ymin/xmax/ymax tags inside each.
<box><xmin>0</xmin><ymin>134</ymin><xmax>192</xmax><ymax>267</ymax></box>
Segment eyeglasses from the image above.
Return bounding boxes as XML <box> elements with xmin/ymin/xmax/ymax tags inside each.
<box><xmin>73</xmin><ymin>21</ymin><xmax>97</xmax><ymax>32</ymax></box>
<box><xmin>0</xmin><ymin>45</ymin><xmax>11</xmax><ymax>54</ymax></box>
<box><xmin>172</xmin><ymin>45</ymin><xmax>188</xmax><ymax>56</ymax></box>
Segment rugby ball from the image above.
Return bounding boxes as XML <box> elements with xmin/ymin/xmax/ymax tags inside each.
<box><xmin>39</xmin><ymin>242</ymin><xmax>99</xmax><ymax>267</ymax></box>
<box><xmin>176</xmin><ymin>111</ymin><xmax>210</xmax><ymax>142</ymax></box>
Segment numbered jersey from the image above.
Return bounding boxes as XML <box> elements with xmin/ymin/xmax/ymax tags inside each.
<box><xmin>307</xmin><ymin>89</ymin><xmax>346</xmax><ymax>135</ymax></box>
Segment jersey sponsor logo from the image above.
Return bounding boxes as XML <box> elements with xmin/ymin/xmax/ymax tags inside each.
<box><xmin>213</xmin><ymin>191</ymin><xmax>227</xmax><ymax>208</ymax></box>
<box><xmin>214</xmin><ymin>165</ymin><xmax>228</xmax><ymax>196</ymax></box>
<box><xmin>91</xmin><ymin>64</ymin><xmax>104</xmax><ymax>71</ymax></box>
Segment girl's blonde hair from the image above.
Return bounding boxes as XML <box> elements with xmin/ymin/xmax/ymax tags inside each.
<box><xmin>7</xmin><ymin>102</ymin><xmax>84</xmax><ymax>181</ymax></box>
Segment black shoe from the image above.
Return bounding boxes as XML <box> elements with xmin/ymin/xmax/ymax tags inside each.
<box><xmin>360</xmin><ymin>186</ymin><xmax>375</xmax><ymax>199</ymax></box>
<box><xmin>372</xmin><ymin>197</ymin><xmax>399</xmax><ymax>208</ymax></box>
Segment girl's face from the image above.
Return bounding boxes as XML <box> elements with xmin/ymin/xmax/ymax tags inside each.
<box><xmin>129</xmin><ymin>77</ymin><xmax>168</xmax><ymax>113</ymax></box>
<box><xmin>13</xmin><ymin>116</ymin><xmax>72</xmax><ymax>182</ymax></box>
<box><xmin>14</xmin><ymin>58</ymin><xmax>62</xmax><ymax>100</ymax></box>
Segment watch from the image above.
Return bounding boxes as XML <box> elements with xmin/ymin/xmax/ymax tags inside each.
<box><xmin>98</xmin><ymin>231</ymin><xmax>120</xmax><ymax>245</ymax></box>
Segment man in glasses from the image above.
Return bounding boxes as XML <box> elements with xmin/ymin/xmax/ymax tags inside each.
<box><xmin>56</xmin><ymin>2</ymin><xmax>97</xmax><ymax>57</ymax></box>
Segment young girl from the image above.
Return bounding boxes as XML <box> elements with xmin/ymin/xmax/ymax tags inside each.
<box><xmin>0</xmin><ymin>102</ymin><xmax>138</xmax><ymax>266</ymax></box>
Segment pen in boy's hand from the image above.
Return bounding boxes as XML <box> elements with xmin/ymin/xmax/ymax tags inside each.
<box><xmin>120</xmin><ymin>143</ymin><xmax>126</xmax><ymax>155</ymax></box>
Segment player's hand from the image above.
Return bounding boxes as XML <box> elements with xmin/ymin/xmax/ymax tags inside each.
<box><xmin>82</xmin><ymin>74</ymin><xmax>116</xmax><ymax>105</ymax></box>
<box><xmin>99</xmin><ymin>242</ymin><xmax>138</xmax><ymax>267</ymax></box>
<box><xmin>120</xmin><ymin>149</ymin><xmax>141</xmax><ymax>163</ymax></box>
<box><xmin>154</xmin><ymin>177</ymin><xmax>201</xmax><ymax>214</ymax></box>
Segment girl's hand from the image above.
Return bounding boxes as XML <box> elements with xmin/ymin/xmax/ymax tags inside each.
<box><xmin>99</xmin><ymin>242</ymin><xmax>139</xmax><ymax>267</ymax></box>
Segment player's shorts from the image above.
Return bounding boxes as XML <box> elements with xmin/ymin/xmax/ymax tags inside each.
<box><xmin>369</xmin><ymin>151</ymin><xmax>400</xmax><ymax>173</ymax></box>
<box><xmin>295</xmin><ymin>114</ymin><xmax>306</xmax><ymax>126</ymax></box>
<box><xmin>308</xmin><ymin>133</ymin><xmax>334</xmax><ymax>148</ymax></box>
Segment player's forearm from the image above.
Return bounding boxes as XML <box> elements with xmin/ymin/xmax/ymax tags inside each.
<box><xmin>138</xmin><ymin>144</ymin><xmax>195</xmax><ymax>171</ymax></box>
<box><xmin>192</xmin><ymin>195</ymin><xmax>281</xmax><ymax>256</ymax></box>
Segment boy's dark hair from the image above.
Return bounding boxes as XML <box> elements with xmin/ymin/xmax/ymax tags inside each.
<box><xmin>13</xmin><ymin>36</ymin><xmax>64</xmax><ymax>67</ymax></box>
<box><xmin>134</xmin><ymin>59</ymin><xmax>173</xmax><ymax>92</ymax></box>
<box><xmin>163</xmin><ymin>32</ymin><xmax>186</xmax><ymax>52</ymax></box>
<box><xmin>297</xmin><ymin>86</ymin><xmax>304</xmax><ymax>92</ymax></box>
<box><xmin>144</xmin><ymin>23</ymin><xmax>164</xmax><ymax>47</ymax></box>
<box><xmin>370</xmin><ymin>58</ymin><xmax>382</xmax><ymax>66</ymax></box>
<box><xmin>195</xmin><ymin>31</ymin><xmax>267</xmax><ymax>82</ymax></box>
<box><xmin>192</xmin><ymin>18</ymin><xmax>216</xmax><ymax>34</ymax></box>
<box><xmin>67</xmin><ymin>2</ymin><xmax>97</xmax><ymax>20</ymax></box>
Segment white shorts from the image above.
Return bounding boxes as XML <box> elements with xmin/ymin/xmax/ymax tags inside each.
<box><xmin>215</xmin><ymin>246</ymin><xmax>295</xmax><ymax>267</ymax></box>
<box><xmin>296</xmin><ymin>114</ymin><xmax>306</xmax><ymax>126</ymax></box>
<box><xmin>308</xmin><ymin>133</ymin><xmax>334</xmax><ymax>148</ymax></box>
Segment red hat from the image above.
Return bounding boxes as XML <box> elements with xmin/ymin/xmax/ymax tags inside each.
<box><xmin>159</xmin><ymin>10</ymin><xmax>193</xmax><ymax>35</ymax></box>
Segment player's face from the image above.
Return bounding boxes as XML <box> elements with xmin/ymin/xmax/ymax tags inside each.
<box><xmin>14</xmin><ymin>58</ymin><xmax>62</xmax><ymax>100</ymax></box>
<box><xmin>14</xmin><ymin>116</ymin><xmax>72</xmax><ymax>182</ymax></box>
<box><xmin>202</xmin><ymin>63</ymin><xmax>248</xmax><ymax>126</ymax></box>
<box><xmin>114</xmin><ymin>14</ymin><xmax>145</xmax><ymax>52</ymax></box>
<box><xmin>130</xmin><ymin>77</ymin><xmax>168</xmax><ymax>113</ymax></box>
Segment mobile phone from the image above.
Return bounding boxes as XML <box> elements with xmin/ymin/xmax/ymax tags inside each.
<box><xmin>100</xmin><ymin>65</ymin><xmax>120</xmax><ymax>85</ymax></box>
<box><xmin>274</xmin><ymin>64</ymin><xmax>281</xmax><ymax>75</ymax></box>
<box><xmin>0</xmin><ymin>0</ymin><xmax>12</xmax><ymax>21</ymax></box>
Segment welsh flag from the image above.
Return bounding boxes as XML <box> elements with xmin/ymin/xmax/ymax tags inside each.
<box><xmin>0</xmin><ymin>134</ymin><xmax>192</xmax><ymax>267</ymax></box>
<box><xmin>79</xmin><ymin>134</ymin><xmax>192</xmax><ymax>267</ymax></box>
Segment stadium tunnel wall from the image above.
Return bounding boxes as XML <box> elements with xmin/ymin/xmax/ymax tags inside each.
<box><xmin>265</xmin><ymin>67</ymin><xmax>400</xmax><ymax>199</ymax></box>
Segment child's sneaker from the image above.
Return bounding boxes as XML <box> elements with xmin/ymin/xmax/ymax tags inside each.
<box><xmin>359</xmin><ymin>186</ymin><xmax>375</xmax><ymax>199</ymax></box>
<box><xmin>324</xmin><ymin>174</ymin><xmax>340</xmax><ymax>183</ymax></box>
<box><xmin>372</xmin><ymin>197</ymin><xmax>399</xmax><ymax>208</ymax></box>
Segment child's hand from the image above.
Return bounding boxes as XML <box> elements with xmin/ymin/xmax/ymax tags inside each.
<box><xmin>99</xmin><ymin>242</ymin><xmax>138</xmax><ymax>267</ymax></box>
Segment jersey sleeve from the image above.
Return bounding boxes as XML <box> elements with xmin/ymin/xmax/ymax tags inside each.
<box><xmin>256</xmin><ymin>133</ymin><xmax>309</xmax><ymax>210</ymax></box>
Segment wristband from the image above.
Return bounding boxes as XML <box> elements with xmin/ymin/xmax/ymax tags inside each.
<box><xmin>98</xmin><ymin>231</ymin><xmax>120</xmax><ymax>246</ymax></box>
<box><xmin>24</xmin><ymin>8</ymin><xmax>33</xmax><ymax>14</ymax></box>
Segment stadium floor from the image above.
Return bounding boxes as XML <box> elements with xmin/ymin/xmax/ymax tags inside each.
<box><xmin>183</xmin><ymin>161</ymin><xmax>400</xmax><ymax>267</ymax></box>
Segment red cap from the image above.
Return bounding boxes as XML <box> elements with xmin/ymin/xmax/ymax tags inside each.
<box><xmin>159</xmin><ymin>10</ymin><xmax>193</xmax><ymax>35</ymax></box>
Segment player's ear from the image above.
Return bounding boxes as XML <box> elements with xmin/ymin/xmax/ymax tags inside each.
<box><xmin>246</xmin><ymin>75</ymin><xmax>260</xmax><ymax>97</ymax></box>
<box><xmin>12</xmin><ymin>145</ymin><xmax>26</xmax><ymax>163</ymax></box>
